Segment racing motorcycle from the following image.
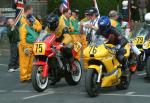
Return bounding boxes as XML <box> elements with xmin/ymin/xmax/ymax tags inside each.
<box><xmin>31</xmin><ymin>31</ymin><xmax>82</xmax><ymax>92</ymax></box>
<box><xmin>132</xmin><ymin>27</ymin><xmax>150</xmax><ymax>71</ymax></box>
<box><xmin>143</xmin><ymin>39</ymin><xmax>150</xmax><ymax>80</ymax></box>
<box><xmin>83</xmin><ymin>39</ymin><xmax>132</xmax><ymax>97</ymax></box>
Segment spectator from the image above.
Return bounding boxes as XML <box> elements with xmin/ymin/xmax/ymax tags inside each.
<box><xmin>0</xmin><ymin>11</ymin><xmax>7</xmax><ymax>39</ymax></box>
<box><xmin>19</xmin><ymin>5</ymin><xmax>42</xmax><ymax>82</ymax></box>
<box><xmin>109</xmin><ymin>10</ymin><xmax>122</xmax><ymax>32</ymax></box>
<box><xmin>137</xmin><ymin>0</ymin><xmax>148</xmax><ymax>22</ymax></box>
<box><xmin>0</xmin><ymin>11</ymin><xmax>6</xmax><ymax>25</ymax></box>
<box><xmin>7</xmin><ymin>18</ymin><xmax>19</xmax><ymax>72</ymax></box>
<box><xmin>122</xmin><ymin>0</ymin><xmax>129</xmax><ymax>21</ymax></box>
<box><xmin>70</xmin><ymin>9</ymin><xmax>81</xmax><ymax>60</ymax></box>
<box><xmin>131</xmin><ymin>0</ymin><xmax>140</xmax><ymax>22</ymax></box>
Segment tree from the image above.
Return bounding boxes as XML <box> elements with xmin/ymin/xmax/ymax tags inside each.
<box><xmin>48</xmin><ymin>0</ymin><xmax>122</xmax><ymax>18</ymax></box>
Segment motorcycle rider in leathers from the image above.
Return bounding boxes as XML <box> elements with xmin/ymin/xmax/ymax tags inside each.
<box><xmin>97</xmin><ymin>16</ymin><xmax>129</xmax><ymax>73</ymax></box>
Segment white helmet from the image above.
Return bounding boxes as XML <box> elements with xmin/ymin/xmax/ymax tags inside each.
<box><xmin>144</xmin><ymin>13</ymin><xmax>150</xmax><ymax>25</ymax></box>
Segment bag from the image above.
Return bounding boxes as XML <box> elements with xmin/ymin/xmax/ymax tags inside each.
<box><xmin>26</xmin><ymin>25</ymin><xmax>39</xmax><ymax>44</ymax></box>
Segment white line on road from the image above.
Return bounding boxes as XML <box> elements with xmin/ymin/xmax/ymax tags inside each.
<box><xmin>101</xmin><ymin>93</ymin><xmax>150</xmax><ymax>98</ymax></box>
<box><xmin>137</xmin><ymin>73</ymin><xmax>146</xmax><ymax>76</ymax></box>
<box><xmin>12</xmin><ymin>90</ymin><xmax>33</xmax><ymax>93</ymax></box>
<box><xmin>0</xmin><ymin>64</ymin><xmax>7</xmax><ymax>67</ymax></box>
<box><xmin>23</xmin><ymin>91</ymin><xmax>55</xmax><ymax>100</ymax></box>
<box><xmin>0</xmin><ymin>90</ymin><xmax>6</xmax><ymax>93</ymax></box>
<box><xmin>125</xmin><ymin>92</ymin><xmax>136</xmax><ymax>95</ymax></box>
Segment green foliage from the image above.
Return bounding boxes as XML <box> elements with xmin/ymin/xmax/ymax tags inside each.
<box><xmin>48</xmin><ymin>0</ymin><xmax>122</xmax><ymax>18</ymax></box>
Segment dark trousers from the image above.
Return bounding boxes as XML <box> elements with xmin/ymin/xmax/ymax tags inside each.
<box><xmin>8</xmin><ymin>43</ymin><xmax>19</xmax><ymax>69</ymax></box>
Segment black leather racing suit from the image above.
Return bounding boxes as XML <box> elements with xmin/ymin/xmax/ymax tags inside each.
<box><xmin>98</xmin><ymin>26</ymin><xmax>128</xmax><ymax>68</ymax></box>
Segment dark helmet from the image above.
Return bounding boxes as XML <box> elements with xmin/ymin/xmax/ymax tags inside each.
<box><xmin>47</xmin><ymin>14</ymin><xmax>59</xmax><ymax>31</ymax></box>
<box><xmin>87</xmin><ymin>7</ymin><xmax>98</xmax><ymax>16</ymax></box>
<box><xmin>98</xmin><ymin>16</ymin><xmax>111</xmax><ymax>34</ymax></box>
<box><xmin>72</xmin><ymin>8</ymin><xmax>79</xmax><ymax>14</ymax></box>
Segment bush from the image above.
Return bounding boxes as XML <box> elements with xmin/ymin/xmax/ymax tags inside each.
<box><xmin>48</xmin><ymin>0</ymin><xmax>122</xmax><ymax>18</ymax></box>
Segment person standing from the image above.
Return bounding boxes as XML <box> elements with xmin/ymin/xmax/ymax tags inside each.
<box><xmin>56</xmin><ymin>8</ymin><xmax>73</xmax><ymax>45</ymax></box>
<box><xmin>81</xmin><ymin>7</ymin><xmax>99</xmax><ymax>44</ymax></box>
<box><xmin>137</xmin><ymin>0</ymin><xmax>148</xmax><ymax>22</ymax></box>
<box><xmin>19</xmin><ymin>5</ymin><xmax>42</xmax><ymax>82</ymax></box>
<box><xmin>70</xmin><ymin>9</ymin><xmax>81</xmax><ymax>60</ymax></box>
<box><xmin>122</xmin><ymin>0</ymin><xmax>129</xmax><ymax>21</ymax></box>
<box><xmin>131</xmin><ymin>0</ymin><xmax>140</xmax><ymax>22</ymax></box>
<box><xmin>109</xmin><ymin>10</ymin><xmax>122</xmax><ymax>32</ymax></box>
<box><xmin>7</xmin><ymin>18</ymin><xmax>19</xmax><ymax>72</ymax></box>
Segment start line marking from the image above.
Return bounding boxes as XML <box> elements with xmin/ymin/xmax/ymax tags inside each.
<box><xmin>0</xmin><ymin>64</ymin><xmax>7</xmax><ymax>67</ymax></box>
<box><xmin>101</xmin><ymin>93</ymin><xmax>150</xmax><ymax>98</ymax></box>
<box><xmin>22</xmin><ymin>91</ymin><xmax>150</xmax><ymax>100</ymax></box>
<box><xmin>23</xmin><ymin>91</ymin><xmax>55</xmax><ymax>100</ymax></box>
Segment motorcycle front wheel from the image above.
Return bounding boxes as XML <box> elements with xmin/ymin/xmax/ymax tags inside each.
<box><xmin>146</xmin><ymin>57</ymin><xmax>150</xmax><ymax>80</ymax></box>
<box><xmin>65</xmin><ymin>59</ymin><xmax>82</xmax><ymax>85</ymax></box>
<box><xmin>31</xmin><ymin>65</ymin><xmax>49</xmax><ymax>92</ymax></box>
<box><xmin>85</xmin><ymin>69</ymin><xmax>100</xmax><ymax>97</ymax></box>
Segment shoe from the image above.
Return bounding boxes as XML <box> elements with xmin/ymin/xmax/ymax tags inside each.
<box><xmin>8</xmin><ymin>68</ymin><xmax>15</xmax><ymax>72</ymax></box>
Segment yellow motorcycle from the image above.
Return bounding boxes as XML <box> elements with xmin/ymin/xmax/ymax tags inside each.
<box><xmin>132</xmin><ymin>27</ymin><xmax>150</xmax><ymax>71</ymax></box>
<box><xmin>83</xmin><ymin>41</ymin><xmax>131</xmax><ymax>97</ymax></box>
<box><xmin>143</xmin><ymin>39</ymin><xmax>150</xmax><ymax>80</ymax></box>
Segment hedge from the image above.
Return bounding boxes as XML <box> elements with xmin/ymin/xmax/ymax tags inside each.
<box><xmin>48</xmin><ymin>0</ymin><xmax>122</xmax><ymax>18</ymax></box>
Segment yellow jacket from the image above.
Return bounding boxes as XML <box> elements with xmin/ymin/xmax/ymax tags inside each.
<box><xmin>110</xmin><ymin>19</ymin><xmax>122</xmax><ymax>32</ymax></box>
<box><xmin>57</xmin><ymin>15</ymin><xmax>74</xmax><ymax>36</ymax></box>
<box><xmin>19</xmin><ymin>14</ymin><xmax>42</xmax><ymax>46</ymax></box>
<box><xmin>20</xmin><ymin>14</ymin><xmax>42</xmax><ymax>32</ymax></box>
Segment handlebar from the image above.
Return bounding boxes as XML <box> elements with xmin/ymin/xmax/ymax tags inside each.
<box><xmin>105</xmin><ymin>46</ymin><xmax>118</xmax><ymax>53</ymax></box>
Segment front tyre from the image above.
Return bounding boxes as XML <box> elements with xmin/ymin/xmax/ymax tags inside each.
<box><xmin>146</xmin><ymin>57</ymin><xmax>150</xmax><ymax>80</ymax></box>
<box><xmin>85</xmin><ymin>69</ymin><xmax>99</xmax><ymax>97</ymax></box>
<box><xmin>65</xmin><ymin>59</ymin><xmax>82</xmax><ymax>85</ymax></box>
<box><xmin>31</xmin><ymin>66</ymin><xmax>49</xmax><ymax>92</ymax></box>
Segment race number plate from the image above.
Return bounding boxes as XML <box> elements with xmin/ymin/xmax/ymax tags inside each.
<box><xmin>73</xmin><ymin>42</ymin><xmax>82</xmax><ymax>52</ymax></box>
<box><xmin>33</xmin><ymin>43</ymin><xmax>46</xmax><ymax>55</ymax></box>
<box><xmin>134</xmin><ymin>36</ymin><xmax>144</xmax><ymax>44</ymax></box>
<box><xmin>143</xmin><ymin>40</ymin><xmax>150</xmax><ymax>49</ymax></box>
<box><xmin>89</xmin><ymin>46</ymin><xmax>97</xmax><ymax>54</ymax></box>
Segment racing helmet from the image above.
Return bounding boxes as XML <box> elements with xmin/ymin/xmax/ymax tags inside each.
<box><xmin>47</xmin><ymin>14</ymin><xmax>59</xmax><ymax>31</ymax></box>
<box><xmin>144</xmin><ymin>13</ymin><xmax>150</xmax><ymax>25</ymax></box>
<box><xmin>98</xmin><ymin>16</ymin><xmax>111</xmax><ymax>34</ymax></box>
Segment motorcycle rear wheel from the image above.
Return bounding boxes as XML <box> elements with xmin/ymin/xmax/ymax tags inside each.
<box><xmin>31</xmin><ymin>66</ymin><xmax>49</xmax><ymax>92</ymax></box>
<box><xmin>116</xmin><ymin>69</ymin><xmax>131</xmax><ymax>90</ymax></box>
<box><xmin>85</xmin><ymin>69</ymin><xmax>100</xmax><ymax>97</ymax></box>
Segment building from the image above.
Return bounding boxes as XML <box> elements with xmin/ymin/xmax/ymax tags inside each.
<box><xmin>29</xmin><ymin>0</ymin><xmax>48</xmax><ymax>17</ymax></box>
<box><xmin>0</xmin><ymin>0</ymin><xmax>48</xmax><ymax>18</ymax></box>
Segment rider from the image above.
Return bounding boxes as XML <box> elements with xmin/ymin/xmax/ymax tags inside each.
<box><xmin>97</xmin><ymin>16</ymin><xmax>128</xmax><ymax>73</ymax></box>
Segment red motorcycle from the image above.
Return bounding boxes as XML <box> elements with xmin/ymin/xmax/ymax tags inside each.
<box><xmin>31</xmin><ymin>32</ymin><xmax>82</xmax><ymax>92</ymax></box>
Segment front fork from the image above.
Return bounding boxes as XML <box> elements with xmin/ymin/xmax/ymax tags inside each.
<box><xmin>97</xmin><ymin>65</ymin><xmax>102</xmax><ymax>83</ymax></box>
<box><xmin>41</xmin><ymin>63</ymin><xmax>48</xmax><ymax>78</ymax></box>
